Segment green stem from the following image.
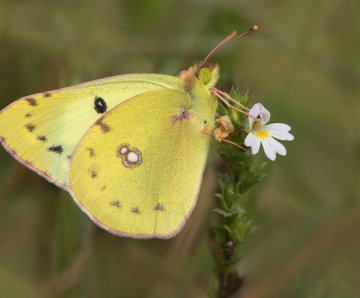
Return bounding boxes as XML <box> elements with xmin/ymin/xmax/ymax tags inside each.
<box><xmin>209</xmin><ymin>89</ymin><xmax>266</xmax><ymax>297</ymax></box>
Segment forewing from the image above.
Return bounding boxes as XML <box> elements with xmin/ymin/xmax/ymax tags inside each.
<box><xmin>0</xmin><ymin>74</ymin><xmax>183</xmax><ymax>189</ymax></box>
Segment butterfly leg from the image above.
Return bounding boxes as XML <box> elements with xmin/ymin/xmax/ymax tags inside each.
<box><xmin>211</xmin><ymin>88</ymin><xmax>258</xmax><ymax>122</ymax></box>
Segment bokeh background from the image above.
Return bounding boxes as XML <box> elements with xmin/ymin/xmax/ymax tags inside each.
<box><xmin>0</xmin><ymin>0</ymin><xmax>359</xmax><ymax>297</ymax></box>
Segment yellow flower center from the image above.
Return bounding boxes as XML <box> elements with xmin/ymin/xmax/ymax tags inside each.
<box><xmin>255</xmin><ymin>130</ymin><xmax>269</xmax><ymax>139</ymax></box>
<box><xmin>252</xmin><ymin>122</ymin><xmax>269</xmax><ymax>139</ymax></box>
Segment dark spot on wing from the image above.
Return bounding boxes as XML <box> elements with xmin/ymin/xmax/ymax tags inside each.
<box><xmin>171</xmin><ymin>107</ymin><xmax>193</xmax><ymax>125</ymax></box>
<box><xmin>43</xmin><ymin>92</ymin><xmax>52</xmax><ymax>98</ymax></box>
<box><xmin>26</xmin><ymin>98</ymin><xmax>38</xmax><ymax>106</ymax></box>
<box><xmin>48</xmin><ymin>145</ymin><xmax>63</xmax><ymax>155</ymax></box>
<box><xmin>110</xmin><ymin>201</ymin><xmax>121</xmax><ymax>208</ymax></box>
<box><xmin>25</xmin><ymin>123</ymin><xmax>36</xmax><ymax>132</ymax></box>
<box><xmin>94</xmin><ymin>96</ymin><xmax>107</xmax><ymax>114</ymax></box>
<box><xmin>25</xmin><ymin>113</ymin><xmax>32</xmax><ymax>118</ymax></box>
<box><xmin>67</xmin><ymin>155</ymin><xmax>72</xmax><ymax>160</ymax></box>
<box><xmin>91</xmin><ymin>170</ymin><xmax>97</xmax><ymax>178</ymax></box>
<box><xmin>154</xmin><ymin>203</ymin><xmax>165</xmax><ymax>211</ymax></box>
<box><xmin>95</xmin><ymin>119</ymin><xmax>110</xmax><ymax>133</ymax></box>
<box><xmin>87</xmin><ymin>148</ymin><xmax>95</xmax><ymax>157</ymax></box>
<box><xmin>132</xmin><ymin>207</ymin><xmax>141</xmax><ymax>214</ymax></box>
<box><xmin>37</xmin><ymin>135</ymin><xmax>47</xmax><ymax>142</ymax></box>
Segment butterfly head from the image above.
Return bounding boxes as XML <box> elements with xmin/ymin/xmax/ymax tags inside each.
<box><xmin>180</xmin><ymin>62</ymin><xmax>219</xmax><ymax>91</ymax></box>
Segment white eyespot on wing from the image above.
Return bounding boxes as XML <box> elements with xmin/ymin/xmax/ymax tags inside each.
<box><xmin>117</xmin><ymin>145</ymin><xmax>129</xmax><ymax>155</ymax></box>
<box><xmin>116</xmin><ymin>144</ymin><xmax>142</xmax><ymax>169</ymax></box>
<box><xmin>127</xmin><ymin>151</ymin><xmax>139</xmax><ymax>163</ymax></box>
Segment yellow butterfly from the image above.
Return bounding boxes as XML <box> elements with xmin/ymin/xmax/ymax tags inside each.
<box><xmin>0</xmin><ymin>26</ymin><xmax>258</xmax><ymax>238</ymax></box>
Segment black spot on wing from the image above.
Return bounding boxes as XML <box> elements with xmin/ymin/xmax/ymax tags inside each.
<box><xmin>26</xmin><ymin>98</ymin><xmax>38</xmax><ymax>106</ymax></box>
<box><xmin>94</xmin><ymin>96</ymin><xmax>107</xmax><ymax>114</ymax></box>
<box><xmin>37</xmin><ymin>135</ymin><xmax>47</xmax><ymax>142</ymax></box>
<box><xmin>90</xmin><ymin>170</ymin><xmax>97</xmax><ymax>178</ymax></box>
<box><xmin>43</xmin><ymin>92</ymin><xmax>52</xmax><ymax>98</ymax></box>
<box><xmin>48</xmin><ymin>145</ymin><xmax>63</xmax><ymax>155</ymax></box>
<box><xmin>25</xmin><ymin>123</ymin><xmax>36</xmax><ymax>132</ymax></box>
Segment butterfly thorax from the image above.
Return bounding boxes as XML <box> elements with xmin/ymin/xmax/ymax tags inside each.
<box><xmin>179</xmin><ymin>62</ymin><xmax>219</xmax><ymax>132</ymax></box>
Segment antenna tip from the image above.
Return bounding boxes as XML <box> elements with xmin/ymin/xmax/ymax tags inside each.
<box><xmin>253</xmin><ymin>25</ymin><xmax>259</xmax><ymax>31</ymax></box>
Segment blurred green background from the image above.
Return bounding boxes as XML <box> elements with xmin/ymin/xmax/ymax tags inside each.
<box><xmin>0</xmin><ymin>0</ymin><xmax>359</xmax><ymax>297</ymax></box>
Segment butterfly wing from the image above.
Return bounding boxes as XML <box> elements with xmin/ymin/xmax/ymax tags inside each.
<box><xmin>69</xmin><ymin>88</ymin><xmax>217</xmax><ymax>238</ymax></box>
<box><xmin>0</xmin><ymin>74</ymin><xmax>184</xmax><ymax>189</ymax></box>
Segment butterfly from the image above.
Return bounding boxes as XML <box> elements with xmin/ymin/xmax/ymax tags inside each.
<box><xmin>0</xmin><ymin>26</ymin><xmax>258</xmax><ymax>238</ymax></box>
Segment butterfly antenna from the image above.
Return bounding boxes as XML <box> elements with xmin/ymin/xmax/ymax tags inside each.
<box><xmin>203</xmin><ymin>31</ymin><xmax>237</xmax><ymax>65</ymax></box>
<box><xmin>203</xmin><ymin>25</ymin><xmax>259</xmax><ymax>65</ymax></box>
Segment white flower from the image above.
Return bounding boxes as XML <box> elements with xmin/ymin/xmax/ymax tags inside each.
<box><xmin>244</xmin><ymin>103</ymin><xmax>294</xmax><ymax>161</ymax></box>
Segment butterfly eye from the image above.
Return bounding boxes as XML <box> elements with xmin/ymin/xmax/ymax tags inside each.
<box><xmin>199</xmin><ymin>68</ymin><xmax>212</xmax><ymax>85</ymax></box>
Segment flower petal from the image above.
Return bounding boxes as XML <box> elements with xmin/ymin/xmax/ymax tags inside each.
<box><xmin>265</xmin><ymin>123</ymin><xmax>294</xmax><ymax>141</ymax></box>
<box><xmin>251</xmin><ymin>136</ymin><xmax>261</xmax><ymax>155</ymax></box>
<box><xmin>261</xmin><ymin>138</ymin><xmax>276</xmax><ymax>160</ymax></box>
<box><xmin>265</xmin><ymin>123</ymin><xmax>292</xmax><ymax>132</ymax></box>
<box><xmin>248</xmin><ymin>104</ymin><xmax>261</xmax><ymax>126</ymax></box>
<box><xmin>244</xmin><ymin>132</ymin><xmax>256</xmax><ymax>146</ymax></box>
<box><xmin>269</xmin><ymin>137</ymin><xmax>287</xmax><ymax>156</ymax></box>
<box><xmin>258</xmin><ymin>103</ymin><xmax>271</xmax><ymax>124</ymax></box>
<box><xmin>244</xmin><ymin>133</ymin><xmax>261</xmax><ymax>155</ymax></box>
<box><xmin>248</xmin><ymin>103</ymin><xmax>271</xmax><ymax>126</ymax></box>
